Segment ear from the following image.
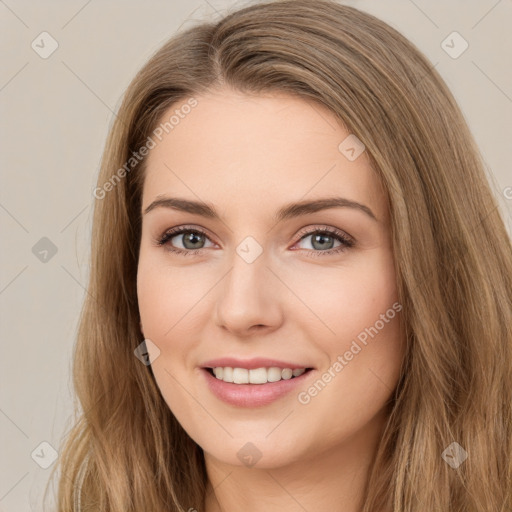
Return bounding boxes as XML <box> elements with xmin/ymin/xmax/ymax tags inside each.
<box><xmin>140</xmin><ymin>321</ymin><xmax>145</xmax><ymax>338</ymax></box>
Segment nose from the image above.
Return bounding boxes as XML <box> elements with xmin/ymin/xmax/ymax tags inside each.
<box><xmin>214</xmin><ymin>250</ymin><xmax>284</xmax><ymax>337</ymax></box>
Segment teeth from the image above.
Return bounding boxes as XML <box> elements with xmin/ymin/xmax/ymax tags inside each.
<box><xmin>210</xmin><ymin>366</ymin><xmax>307</xmax><ymax>384</ymax></box>
<box><xmin>282</xmin><ymin>368</ymin><xmax>293</xmax><ymax>380</ymax></box>
<box><xmin>222</xmin><ymin>367</ymin><xmax>233</xmax><ymax>382</ymax></box>
<box><xmin>249</xmin><ymin>367</ymin><xmax>267</xmax><ymax>384</ymax></box>
<box><xmin>233</xmin><ymin>368</ymin><xmax>249</xmax><ymax>384</ymax></box>
<box><xmin>267</xmin><ymin>367</ymin><xmax>282</xmax><ymax>382</ymax></box>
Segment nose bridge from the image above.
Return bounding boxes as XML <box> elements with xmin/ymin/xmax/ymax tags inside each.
<box><xmin>223</xmin><ymin>239</ymin><xmax>270</xmax><ymax>304</ymax></box>
<box><xmin>214</xmin><ymin>238</ymin><xmax>282</xmax><ymax>332</ymax></box>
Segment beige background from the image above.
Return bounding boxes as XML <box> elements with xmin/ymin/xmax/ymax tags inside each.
<box><xmin>1</xmin><ymin>0</ymin><xmax>511</xmax><ymax>510</ymax></box>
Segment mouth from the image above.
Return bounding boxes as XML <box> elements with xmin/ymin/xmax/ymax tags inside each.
<box><xmin>203</xmin><ymin>366</ymin><xmax>315</xmax><ymax>384</ymax></box>
<box><xmin>201</xmin><ymin>365</ymin><xmax>316</xmax><ymax>407</ymax></box>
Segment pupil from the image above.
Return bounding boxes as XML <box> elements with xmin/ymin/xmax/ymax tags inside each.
<box><xmin>312</xmin><ymin>234</ymin><xmax>333</xmax><ymax>250</ymax></box>
<box><xmin>184</xmin><ymin>232</ymin><xmax>204</xmax><ymax>249</ymax></box>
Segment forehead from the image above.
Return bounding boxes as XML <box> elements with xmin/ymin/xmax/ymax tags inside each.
<box><xmin>142</xmin><ymin>88</ymin><xmax>386</xmax><ymax>220</ymax></box>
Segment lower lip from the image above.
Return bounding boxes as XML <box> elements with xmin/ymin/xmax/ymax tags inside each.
<box><xmin>201</xmin><ymin>368</ymin><xmax>314</xmax><ymax>407</ymax></box>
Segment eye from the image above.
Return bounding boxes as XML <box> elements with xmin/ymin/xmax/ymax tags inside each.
<box><xmin>155</xmin><ymin>226</ymin><xmax>215</xmax><ymax>255</ymax></box>
<box><xmin>155</xmin><ymin>225</ymin><xmax>355</xmax><ymax>257</ymax></box>
<box><xmin>293</xmin><ymin>226</ymin><xmax>355</xmax><ymax>257</ymax></box>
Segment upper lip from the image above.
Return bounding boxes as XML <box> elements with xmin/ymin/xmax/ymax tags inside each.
<box><xmin>201</xmin><ymin>357</ymin><xmax>314</xmax><ymax>370</ymax></box>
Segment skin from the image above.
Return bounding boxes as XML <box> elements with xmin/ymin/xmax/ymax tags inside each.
<box><xmin>137</xmin><ymin>87</ymin><xmax>404</xmax><ymax>512</ymax></box>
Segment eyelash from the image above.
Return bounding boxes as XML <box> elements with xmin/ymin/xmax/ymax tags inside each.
<box><xmin>155</xmin><ymin>225</ymin><xmax>355</xmax><ymax>258</ymax></box>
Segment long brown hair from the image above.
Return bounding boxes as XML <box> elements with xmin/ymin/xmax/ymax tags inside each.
<box><xmin>46</xmin><ymin>1</ymin><xmax>512</xmax><ymax>510</ymax></box>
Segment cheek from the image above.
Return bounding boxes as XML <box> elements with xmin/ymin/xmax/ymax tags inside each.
<box><xmin>136</xmin><ymin>256</ymin><xmax>202</xmax><ymax>421</ymax></box>
<box><xmin>136</xmin><ymin>252</ymin><xmax>210</xmax><ymax>341</ymax></box>
<box><xmin>288</xmin><ymin>249</ymin><xmax>399</xmax><ymax>347</ymax></box>
<box><xmin>326</xmin><ymin>255</ymin><xmax>403</xmax><ymax>398</ymax></box>
<box><xmin>294</xmin><ymin>248</ymin><xmax>403</xmax><ymax>398</ymax></box>
<box><xmin>137</xmin><ymin>264</ymin><xmax>172</xmax><ymax>339</ymax></box>
<box><xmin>293</xmin><ymin>263</ymin><xmax>403</xmax><ymax>442</ymax></box>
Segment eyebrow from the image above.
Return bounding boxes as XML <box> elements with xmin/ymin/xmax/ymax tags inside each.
<box><xmin>143</xmin><ymin>196</ymin><xmax>377</xmax><ymax>222</ymax></box>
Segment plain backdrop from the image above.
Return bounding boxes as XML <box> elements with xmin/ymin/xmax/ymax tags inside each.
<box><xmin>1</xmin><ymin>0</ymin><xmax>511</xmax><ymax>510</ymax></box>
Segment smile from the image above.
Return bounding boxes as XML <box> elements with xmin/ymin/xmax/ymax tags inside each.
<box><xmin>201</xmin><ymin>367</ymin><xmax>315</xmax><ymax>407</ymax></box>
<box><xmin>208</xmin><ymin>366</ymin><xmax>310</xmax><ymax>384</ymax></box>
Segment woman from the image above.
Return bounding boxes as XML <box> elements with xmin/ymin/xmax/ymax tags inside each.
<box><xmin>47</xmin><ymin>1</ymin><xmax>512</xmax><ymax>511</ymax></box>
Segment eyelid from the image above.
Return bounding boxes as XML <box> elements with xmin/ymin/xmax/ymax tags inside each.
<box><xmin>155</xmin><ymin>224</ymin><xmax>217</xmax><ymax>248</ymax></box>
<box><xmin>155</xmin><ymin>224</ymin><xmax>355</xmax><ymax>255</ymax></box>
<box><xmin>295</xmin><ymin>225</ymin><xmax>355</xmax><ymax>244</ymax></box>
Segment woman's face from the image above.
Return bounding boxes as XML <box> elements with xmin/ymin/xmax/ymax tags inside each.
<box><xmin>137</xmin><ymin>87</ymin><xmax>404</xmax><ymax>469</ymax></box>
